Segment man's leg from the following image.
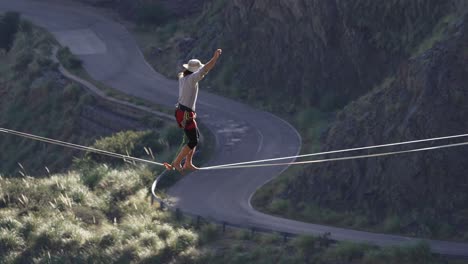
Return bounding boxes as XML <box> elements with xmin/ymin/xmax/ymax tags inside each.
<box><xmin>183</xmin><ymin>147</ymin><xmax>198</xmax><ymax>170</ymax></box>
<box><xmin>183</xmin><ymin>126</ymin><xmax>199</xmax><ymax>170</ymax></box>
<box><xmin>168</xmin><ymin>145</ymin><xmax>191</xmax><ymax>172</ymax></box>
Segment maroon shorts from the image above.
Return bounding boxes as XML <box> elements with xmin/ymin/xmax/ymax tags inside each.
<box><xmin>175</xmin><ymin>108</ymin><xmax>197</xmax><ymax>130</ymax></box>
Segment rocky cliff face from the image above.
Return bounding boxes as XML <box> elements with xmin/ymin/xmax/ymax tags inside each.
<box><xmin>131</xmin><ymin>0</ymin><xmax>451</xmax><ymax>112</ymax></box>
<box><xmin>288</xmin><ymin>14</ymin><xmax>468</xmax><ymax>235</ymax></box>
<box><xmin>189</xmin><ymin>0</ymin><xmax>450</xmax><ymax>112</ymax></box>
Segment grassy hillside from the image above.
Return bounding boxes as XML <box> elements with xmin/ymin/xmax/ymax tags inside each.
<box><xmin>0</xmin><ymin>162</ymin><xmax>455</xmax><ymax>264</ymax></box>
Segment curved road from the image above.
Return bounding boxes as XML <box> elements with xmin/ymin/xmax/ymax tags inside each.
<box><xmin>2</xmin><ymin>0</ymin><xmax>468</xmax><ymax>257</ymax></box>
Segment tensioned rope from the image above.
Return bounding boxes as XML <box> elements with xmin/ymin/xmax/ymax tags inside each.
<box><xmin>0</xmin><ymin>128</ymin><xmax>165</xmax><ymax>167</ymax></box>
<box><xmin>200</xmin><ymin>133</ymin><xmax>468</xmax><ymax>170</ymax></box>
<box><xmin>199</xmin><ymin>141</ymin><xmax>468</xmax><ymax>169</ymax></box>
<box><xmin>1</xmin><ymin>127</ymin><xmax>468</xmax><ymax>170</ymax></box>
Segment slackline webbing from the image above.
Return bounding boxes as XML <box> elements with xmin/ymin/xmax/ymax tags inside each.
<box><xmin>201</xmin><ymin>133</ymin><xmax>468</xmax><ymax>169</ymax></box>
<box><xmin>1</xmin><ymin>127</ymin><xmax>468</xmax><ymax>170</ymax></box>
<box><xmin>0</xmin><ymin>128</ymin><xmax>165</xmax><ymax>167</ymax></box>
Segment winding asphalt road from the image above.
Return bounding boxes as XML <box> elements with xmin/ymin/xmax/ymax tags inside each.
<box><xmin>2</xmin><ymin>0</ymin><xmax>468</xmax><ymax>257</ymax></box>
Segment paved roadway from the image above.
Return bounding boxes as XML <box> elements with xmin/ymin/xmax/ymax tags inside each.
<box><xmin>2</xmin><ymin>0</ymin><xmax>467</xmax><ymax>257</ymax></box>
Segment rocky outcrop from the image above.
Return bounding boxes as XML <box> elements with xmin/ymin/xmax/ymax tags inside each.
<box><xmin>188</xmin><ymin>0</ymin><xmax>451</xmax><ymax>112</ymax></box>
<box><xmin>289</xmin><ymin>14</ymin><xmax>468</xmax><ymax>233</ymax></box>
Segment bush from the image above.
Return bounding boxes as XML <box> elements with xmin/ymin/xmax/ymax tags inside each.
<box><xmin>322</xmin><ymin>241</ymin><xmax>374</xmax><ymax>263</ymax></box>
<box><xmin>234</xmin><ymin>229</ymin><xmax>252</xmax><ymax>241</ymax></box>
<box><xmin>163</xmin><ymin>125</ymin><xmax>183</xmax><ymax>147</ymax></box>
<box><xmin>90</xmin><ymin>130</ymin><xmax>166</xmax><ymax>165</ymax></box>
<box><xmin>57</xmin><ymin>46</ymin><xmax>82</xmax><ymax>69</ymax></box>
<box><xmin>258</xmin><ymin>233</ymin><xmax>282</xmax><ymax>245</ymax></box>
<box><xmin>268</xmin><ymin>198</ymin><xmax>290</xmax><ymax>214</ymax></box>
<box><xmin>172</xmin><ymin>230</ymin><xmax>198</xmax><ymax>253</ymax></box>
<box><xmin>63</xmin><ymin>83</ymin><xmax>81</xmax><ymax>101</ymax></box>
<box><xmin>383</xmin><ymin>215</ymin><xmax>401</xmax><ymax>233</ymax></box>
<box><xmin>292</xmin><ymin>235</ymin><xmax>317</xmax><ymax>257</ymax></box>
<box><xmin>12</xmin><ymin>47</ymin><xmax>33</xmax><ymax>72</ymax></box>
<box><xmin>0</xmin><ymin>228</ymin><xmax>25</xmax><ymax>255</ymax></box>
<box><xmin>80</xmin><ymin>164</ymin><xmax>108</xmax><ymax>189</ymax></box>
<box><xmin>0</xmin><ymin>216</ymin><xmax>22</xmax><ymax>230</ymax></box>
<box><xmin>199</xmin><ymin>224</ymin><xmax>219</xmax><ymax>245</ymax></box>
<box><xmin>363</xmin><ymin>241</ymin><xmax>434</xmax><ymax>264</ymax></box>
<box><xmin>73</xmin><ymin>206</ymin><xmax>106</xmax><ymax>225</ymax></box>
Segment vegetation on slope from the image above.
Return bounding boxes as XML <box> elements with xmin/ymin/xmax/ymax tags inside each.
<box><xmin>0</xmin><ymin>12</ymin><xmax>97</xmax><ymax>176</ymax></box>
<box><xmin>90</xmin><ymin>0</ymin><xmax>468</xmax><ymax>243</ymax></box>
<box><xmin>0</xmin><ymin>13</ymin><xmax>181</xmax><ymax>178</ymax></box>
<box><xmin>253</xmin><ymin>9</ymin><xmax>468</xmax><ymax>241</ymax></box>
<box><xmin>0</xmin><ymin>161</ymin><xmax>452</xmax><ymax>264</ymax></box>
<box><xmin>0</xmin><ymin>6</ymin><xmax>467</xmax><ymax>263</ymax></box>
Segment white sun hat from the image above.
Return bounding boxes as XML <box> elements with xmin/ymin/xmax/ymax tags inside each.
<box><xmin>183</xmin><ymin>59</ymin><xmax>204</xmax><ymax>72</ymax></box>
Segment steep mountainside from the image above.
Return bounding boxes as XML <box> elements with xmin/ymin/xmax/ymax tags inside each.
<box><xmin>73</xmin><ymin>0</ymin><xmax>468</xmax><ymax>239</ymax></box>
<box><xmin>286</xmin><ymin>13</ymin><xmax>468</xmax><ymax>238</ymax></box>
<box><xmin>0</xmin><ymin>16</ymin><xmax>165</xmax><ymax>176</ymax></box>
<box><xmin>145</xmin><ymin>0</ymin><xmax>452</xmax><ymax>113</ymax></box>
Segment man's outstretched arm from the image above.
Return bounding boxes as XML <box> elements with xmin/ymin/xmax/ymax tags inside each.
<box><xmin>202</xmin><ymin>49</ymin><xmax>222</xmax><ymax>74</ymax></box>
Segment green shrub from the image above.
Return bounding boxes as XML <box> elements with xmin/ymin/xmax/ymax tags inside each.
<box><xmin>199</xmin><ymin>224</ymin><xmax>219</xmax><ymax>245</ymax></box>
<box><xmin>63</xmin><ymin>83</ymin><xmax>81</xmax><ymax>101</ymax></box>
<box><xmin>163</xmin><ymin>125</ymin><xmax>183</xmax><ymax>147</ymax></box>
<box><xmin>172</xmin><ymin>230</ymin><xmax>198</xmax><ymax>253</ymax></box>
<box><xmin>11</xmin><ymin>47</ymin><xmax>33</xmax><ymax>72</ymax></box>
<box><xmin>234</xmin><ymin>229</ymin><xmax>252</xmax><ymax>241</ymax></box>
<box><xmin>90</xmin><ymin>130</ymin><xmax>166</xmax><ymax>165</ymax></box>
<box><xmin>57</xmin><ymin>46</ymin><xmax>82</xmax><ymax>69</ymax></box>
<box><xmin>383</xmin><ymin>215</ymin><xmax>401</xmax><ymax>233</ymax></box>
<box><xmin>268</xmin><ymin>198</ymin><xmax>290</xmax><ymax>214</ymax></box>
<box><xmin>322</xmin><ymin>241</ymin><xmax>374</xmax><ymax>263</ymax></box>
<box><xmin>258</xmin><ymin>232</ymin><xmax>282</xmax><ymax>245</ymax></box>
<box><xmin>0</xmin><ymin>216</ymin><xmax>22</xmax><ymax>230</ymax></box>
<box><xmin>32</xmin><ymin>218</ymin><xmax>92</xmax><ymax>253</ymax></box>
<box><xmin>114</xmin><ymin>244</ymin><xmax>139</xmax><ymax>263</ymax></box>
<box><xmin>0</xmin><ymin>228</ymin><xmax>25</xmax><ymax>255</ymax></box>
<box><xmin>363</xmin><ymin>241</ymin><xmax>434</xmax><ymax>264</ymax></box>
<box><xmin>157</xmin><ymin>226</ymin><xmax>172</xmax><ymax>242</ymax></box>
<box><xmin>352</xmin><ymin>215</ymin><xmax>370</xmax><ymax>228</ymax></box>
<box><xmin>292</xmin><ymin>235</ymin><xmax>318</xmax><ymax>257</ymax></box>
<box><xmin>73</xmin><ymin>206</ymin><xmax>106</xmax><ymax>225</ymax></box>
<box><xmin>80</xmin><ymin>164</ymin><xmax>108</xmax><ymax>189</ymax></box>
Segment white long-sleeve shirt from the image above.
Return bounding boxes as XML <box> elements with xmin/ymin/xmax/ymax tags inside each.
<box><xmin>178</xmin><ymin>67</ymin><xmax>206</xmax><ymax>111</ymax></box>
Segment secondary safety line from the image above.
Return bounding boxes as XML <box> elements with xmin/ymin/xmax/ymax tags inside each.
<box><xmin>199</xmin><ymin>141</ymin><xmax>468</xmax><ymax>170</ymax></box>
<box><xmin>0</xmin><ymin>128</ymin><xmax>165</xmax><ymax>167</ymax></box>
<box><xmin>1</xmin><ymin>127</ymin><xmax>468</xmax><ymax>171</ymax></box>
<box><xmin>201</xmin><ymin>133</ymin><xmax>468</xmax><ymax>169</ymax></box>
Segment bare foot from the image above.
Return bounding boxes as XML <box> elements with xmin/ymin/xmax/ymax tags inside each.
<box><xmin>164</xmin><ymin>162</ymin><xmax>184</xmax><ymax>173</ymax></box>
<box><xmin>163</xmin><ymin>162</ymin><xmax>172</xmax><ymax>170</ymax></box>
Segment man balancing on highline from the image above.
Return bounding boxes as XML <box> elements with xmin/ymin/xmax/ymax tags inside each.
<box><xmin>164</xmin><ymin>48</ymin><xmax>222</xmax><ymax>172</ymax></box>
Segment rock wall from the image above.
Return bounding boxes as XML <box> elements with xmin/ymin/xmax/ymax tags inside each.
<box><xmin>289</xmin><ymin>14</ymin><xmax>468</xmax><ymax>230</ymax></box>
<box><xmin>188</xmin><ymin>0</ymin><xmax>451</xmax><ymax>112</ymax></box>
